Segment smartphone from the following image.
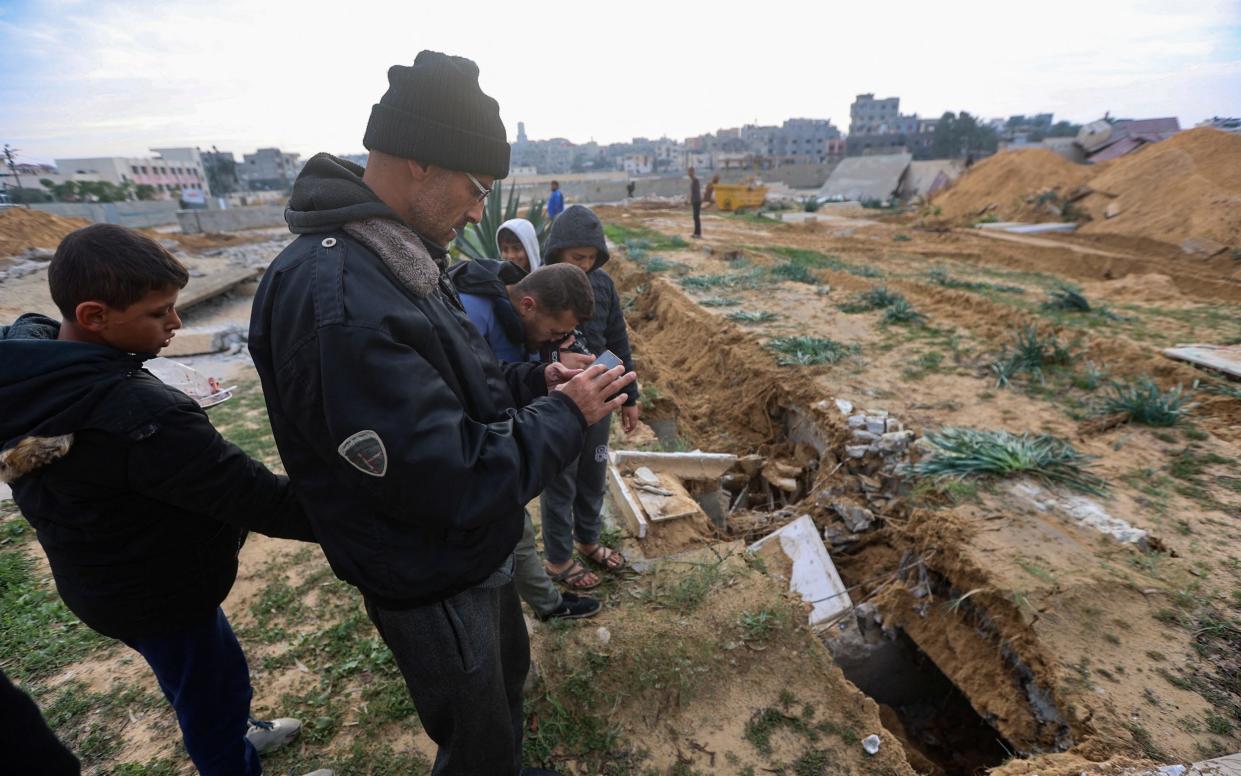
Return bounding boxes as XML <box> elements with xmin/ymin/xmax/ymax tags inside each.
<box><xmin>591</xmin><ymin>350</ymin><xmax>623</xmax><ymax>380</ymax></box>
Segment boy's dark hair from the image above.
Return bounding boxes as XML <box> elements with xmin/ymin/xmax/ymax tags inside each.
<box><xmin>514</xmin><ymin>264</ymin><xmax>594</xmax><ymax>322</ymax></box>
<box><xmin>49</xmin><ymin>225</ymin><xmax>190</xmax><ymax>319</ymax></box>
<box><xmin>550</xmin><ymin>180</ymin><xmax>559</xmax><ymax>188</ymax></box>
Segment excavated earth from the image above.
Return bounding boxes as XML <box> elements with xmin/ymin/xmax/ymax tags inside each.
<box><xmin>588</xmin><ymin>202</ymin><xmax>1241</xmax><ymax>774</ymax></box>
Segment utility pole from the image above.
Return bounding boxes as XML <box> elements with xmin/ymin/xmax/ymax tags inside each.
<box><xmin>3</xmin><ymin>144</ymin><xmax>25</xmax><ymax>196</ymax></box>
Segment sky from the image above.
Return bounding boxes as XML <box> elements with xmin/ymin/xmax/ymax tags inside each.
<box><xmin>2</xmin><ymin>0</ymin><xmax>1239</xmax><ymax>165</ymax></box>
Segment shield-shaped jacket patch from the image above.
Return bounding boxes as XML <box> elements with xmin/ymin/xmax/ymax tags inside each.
<box><xmin>337</xmin><ymin>430</ymin><xmax>388</xmax><ymax>477</ymax></box>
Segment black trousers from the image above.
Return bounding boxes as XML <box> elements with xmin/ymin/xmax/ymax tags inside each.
<box><xmin>1</xmin><ymin>667</ymin><xmax>81</xmax><ymax>775</ymax></box>
<box><xmin>692</xmin><ymin>201</ymin><xmax>702</xmax><ymax>236</ymax></box>
<box><xmin>366</xmin><ymin>579</ymin><xmax>529</xmax><ymax>776</ymax></box>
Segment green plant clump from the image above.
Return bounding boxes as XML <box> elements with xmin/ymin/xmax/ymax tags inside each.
<box><xmin>912</xmin><ymin>427</ymin><xmax>1106</xmax><ymax>495</ymax></box>
<box><xmin>768</xmin><ymin>336</ymin><xmax>858</xmax><ymax>366</ymax></box>
<box><xmin>1100</xmin><ymin>378</ymin><xmax>1193</xmax><ymax>427</ymax></box>
<box><xmin>990</xmin><ymin>325</ymin><xmax>1075</xmax><ymax>387</ymax></box>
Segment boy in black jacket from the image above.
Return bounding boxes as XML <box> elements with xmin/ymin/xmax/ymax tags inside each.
<box><xmin>0</xmin><ymin>225</ymin><xmax>327</xmax><ymax>776</ymax></box>
<box><xmin>542</xmin><ymin>205</ymin><xmax>640</xmax><ymax>588</ymax></box>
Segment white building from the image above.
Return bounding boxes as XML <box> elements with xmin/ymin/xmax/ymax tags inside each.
<box><xmin>53</xmin><ymin>148</ymin><xmax>210</xmax><ymax>199</ymax></box>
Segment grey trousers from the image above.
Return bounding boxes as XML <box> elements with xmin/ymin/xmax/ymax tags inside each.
<box><xmin>540</xmin><ymin>415</ymin><xmax>611</xmax><ymax>565</ymax></box>
<box><xmin>513</xmin><ymin>509</ymin><xmax>563</xmax><ymax>616</ymax></box>
<box><xmin>364</xmin><ymin>575</ymin><xmax>528</xmax><ymax>776</ymax></box>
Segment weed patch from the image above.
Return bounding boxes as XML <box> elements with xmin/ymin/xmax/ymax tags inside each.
<box><xmin>911</xmin><ymin>427</ymin><xmax>1106</xmax><ymax>495</ymax></box>
<box><xmin>767</xmin><ymin>336</ymin><xmax>858</xmax><ymax>366</ymax></box>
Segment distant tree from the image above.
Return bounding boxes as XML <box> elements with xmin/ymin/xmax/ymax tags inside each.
<box><xmin>932</xmin><ymin>111</ymin><xmax>998</xmax><ymax>158</ymax></box>
<box><xmin>8</xmin><ymin>187</ymin><xmax>53</xmax><ymax>203</ymax></box>
<box><xmin>1046</xmin><ymin>120</ymin><xmax>1081</xmax><ymax>138</ymax></box>
<box><xmin>46</xmin><ymin>180</ymin><xmax>81</xmax><ymax>202</ymax></box>
<box><xmin>135</xmin><ymin>184</ymin><xmax>158</xmax><ymax>201</ymax></box>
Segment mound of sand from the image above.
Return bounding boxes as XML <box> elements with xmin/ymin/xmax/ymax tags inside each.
<box><xmin>0</xmin><ymin>208</ymin><xmax>90</xmax><ymax>257</ymax></box>
<box><xmin>1078</xmin><ymin>127</ymin><xmax>1241</xmax><ymax>246</ymax></box>
<box><xmin>932</xmin><ymin>128</ymin><xmax>1241</xmax><ymax>249</ymax></box>
<box><xmin>933</xmin><ymin>148</ymin><xmax>1095</xmax><ymax>223</ymax></box>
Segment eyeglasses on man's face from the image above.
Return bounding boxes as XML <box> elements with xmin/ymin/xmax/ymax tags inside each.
<box><xmin>464</xmin><ymin>171</ymin><xmax>492</xmax><ymax>203</ymax></box>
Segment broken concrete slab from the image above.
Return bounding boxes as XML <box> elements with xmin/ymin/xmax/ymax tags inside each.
<box><xmin>1187</xmin><ymin>752</ymin><xmax>1241</xmax><ymax>775</ymax></box>
<box><xmin>976</xmin><ymin>221</ymin><xmax>1079</xmax><ymax>234</ymax></box>
<box><xmin>177</xmin><ymin>265</ymin><xmax>261</xmax><ymax>310</ymax></box>
<box><xmin>160</xmin><ymin>324</ymin><xmax>246</xmax><ymax>357</ymax></box>
<box><xmin>612</xmin><ymin>450</ymin><xmax>738</xmax><ymax>480</ymax></box>
<box><xmin>830</xmin><ymin>502</ymin><xmax>875</xmax><ymax>533</ymax></box>
<box><xmin>749</xmin><ymin>514</ymin><xmax>853</xmax><ymax>628</ymax></box>
<box><xmin>1162</xmin><ymin>343</ymin><xmax>1241</xmax><ymax>380</ymax></box>
<box><xmin>1009</xmin><ymin>481</ymin><xmax>1152</xmax><ymax>549</ymax></box>
<box><xmin>607</xmin><ymin>463</ymin><xmax>649</xmax><ymax>539</ymax></box>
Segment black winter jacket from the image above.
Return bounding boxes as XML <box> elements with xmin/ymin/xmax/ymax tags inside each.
<box><xmin>0</xmin><ymin>314</ymin><xmax>312</xmax><ymax>640</ymax></box>
<box><xmin>248</xmin><ymin>154</ymin><xmax>588</xmax><ymax>609</ymax></box>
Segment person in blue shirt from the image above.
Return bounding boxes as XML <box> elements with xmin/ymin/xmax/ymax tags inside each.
<box><xmin>449</xmin><ymin>260</ymin><xmax>602</xmax><ymax>621</ymax></box>
<box><xmin>547</xmin><ymin>180</ymin><xmax>564</xmax><ymax>220</ymax></box>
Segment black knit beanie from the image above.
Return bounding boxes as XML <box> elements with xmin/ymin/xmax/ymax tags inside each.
<box><xmin>363</xmin><ymin>51</ymin><xmax>510</xmax><ymax>179</ymax></box>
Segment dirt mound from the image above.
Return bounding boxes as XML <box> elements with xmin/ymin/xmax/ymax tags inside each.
<box><xmin>0</xmin><ymin>207</ymin><xmax>90</xmax><ymax>256</ymax></box>
<box><xmin>933</xmin><ymin>149</ymin><xmax>1095</xmax><ymax>223</ymax></box>
<box><xmin>1079</xmin><ymin>127</ymin><xmax>1241</xmax><ymax>246</ymax></box>
<box><xmin>933</xmin><ymin>128</ymin><xmax>1241</xmax><ymax>248</ymax></box>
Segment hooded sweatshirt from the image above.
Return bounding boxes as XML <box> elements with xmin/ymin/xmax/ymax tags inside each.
<box><xmin>495</xmin><ymin>218</ymin><xmax>542</xmax><ymax>271</ymax></box>
<box><xmin>543</xmin><ymin>206</ymin><xmax>638</xmax><ymax>406</ymax></box>
<box><xmin>449</xmin><ymin>258</ymin><xmax>528</xmax><ymax>362</ymax></box>
<box><xmin>0</xmin><ymin>314</ymin><xmax>311</xmax><ymax>639</ymax></box>
<box><xmin>249</xmin><ymin>153</ymin><xmax>588</xmax><ymax>609</ymax></box>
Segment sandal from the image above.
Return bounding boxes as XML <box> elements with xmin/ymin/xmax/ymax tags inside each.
<box><xmin>546</xmin><ymin>559</ymin><xmax>601</xmax><ymax>590</ymax></box>
<box><xmin>579</xmin><ymin>544</ymin><xmax>627</xmax><ymax>573</ymax></box>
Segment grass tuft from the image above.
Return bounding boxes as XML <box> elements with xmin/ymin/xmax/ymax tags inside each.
<box><xmin>1099</xmin><ymin>378</ymin><xmax>1193</xmax><ymax>427</ymax></box>
<box><xmin>912</xmin><ymin>427</ymin><xmax>1106</xmax><ymax>495</ymax></box>
<box><xmin>767</xmin><ymin>336</ymin><xmax>858</xmax><ymax>366</ymax></box>
<box><xmin>989</xmin><ymin>325</ymin><xmax>1075</xmax><ymax>387</ymax></box>
<box><xmin>727</xmin><ymin>310</ymin><xmax>778</xmax><ymax>324</ymax></box>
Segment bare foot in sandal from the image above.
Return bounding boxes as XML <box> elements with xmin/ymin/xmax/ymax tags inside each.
<box><xmin>578</xmin><ymin>543</ymin><xmax>627</xmax><ymax>572</ymax></box>
<box><xmin>545</xmin><ymin>558</ymin><xmax>601</xmax><ymax>590</ymax></box>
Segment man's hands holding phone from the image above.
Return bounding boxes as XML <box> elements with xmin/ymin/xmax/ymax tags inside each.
<box><xmin>555</xmin><ymin>364</ymin><xmax>636</xmax><ymax>425</ymax></box>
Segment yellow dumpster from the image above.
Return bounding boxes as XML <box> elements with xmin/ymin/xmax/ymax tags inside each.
<box><xmin>712</xmin><ymin>182</ymin><xmax>768</xmax><ymax>211</ymax></box>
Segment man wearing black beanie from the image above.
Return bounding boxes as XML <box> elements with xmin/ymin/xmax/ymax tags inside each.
<box><xmin>249</xmin><ymin>51</ymin><xmax>635</xmax><ymax>775</ymax></box>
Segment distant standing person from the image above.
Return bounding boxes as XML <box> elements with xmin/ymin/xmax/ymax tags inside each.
<box><xmin>703</xmin><ymin>174</ymin><xmax>719</xmax><ymax>209</ymax></box>
<box><xmin>548</xmin><ymin>180</ymin><xmax>564</xmax><ymax>220</ymax></box>
<box><xmin>626</xmin><ymin>180</ymin><xmax>635</xmax><ymax>198</ymax></box>
<box><xmin>689</xmin><ymin>166</ymin><xmax>702</xmax><ymax>238</ymax></box>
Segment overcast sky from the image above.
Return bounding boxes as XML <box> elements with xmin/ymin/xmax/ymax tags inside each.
<box><xmin>2</xmin><ymin>0</ymin><xmax>1238</xmax><ymax>164</ymax></box>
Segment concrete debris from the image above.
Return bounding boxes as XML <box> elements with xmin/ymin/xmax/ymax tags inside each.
<box><xmin>876</xmin><ymin>430</ymin><xmax>913</xmax><ymax>455</ymax></box>
<box><xmin>161</xmin><ymin>324</ymin><xmax>248</xmax><ymax>357</ymax></box>
<box><xmin>1162</xmin><ymin>343</ymin><xmax>1241</xmax><ymax>380</ymax></box>
<box><xmin>861</xmin><ymin>734</ymin><xmax>881</xmax><ymax>755</ymax></box>
<box><xmin>0</xmin><ymin>260</ymin><xmax>48</xmax><ymax>282</ymax></box>
<box><xmin>1104</xmin><ymin>201</ymin><xmax>1122</xmax><ymax>219</ymax></box>
<box><xmin>1009</xmin><ymin>482</ymin><xmax>1152</xmax><ymax>549</ymax></box>
<box><xmin>595</xmin><ymin>627</ymin><xmax>611</xmax><ymax>647</ymax></box>
<box><xmin>834</xmin><ymin>398</ymin><xmax>854</xmax><ymax>415</ymax></box>
<box><xmin>737</xmin><ymin>454</ymin><xmax>765</xmax><ymax>477</ymax></box>
<box><xmin>831</xmin><ymin>502</ymin><xmax>875</xmax><ymax>533</ymax></box>
<box><xmin>1187</xmin><ymin>752</ymin><xmax>1241</xmax><ymax>774</ymax></box>
<box><xmin>634</xmin><ymin>466</ymin><xmax>660</xmax><ymax>485</ymax></box>
<box><xmin>15</xmin><ymin>247</ymin><xmax>54</xmax><ymax>262</ymax></box>
<box><xmin>749</xmin><ymin>515</ymin><xmax>852</xmax><ymax>628</ymax></box>
<box><xmin>846</xmin><ymin>445</ymin><xmax>870</xmax><ymax>459</ymax></box>
<box><xmin>612</xmin><ymin>450</ymin><xmax>738</xmax><ymax>480</ymax></box>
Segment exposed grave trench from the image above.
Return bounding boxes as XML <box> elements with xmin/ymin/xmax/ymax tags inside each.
<box><xmin>615</xmin><ymin>264</ymin><xmax>1091</xmax><ymax>772</ymax></box>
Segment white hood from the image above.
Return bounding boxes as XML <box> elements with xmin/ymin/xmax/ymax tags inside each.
<box><xmin>495</xmin><ymin>218</ymin><xmax>542</xmax><ymax>271</ymax></box>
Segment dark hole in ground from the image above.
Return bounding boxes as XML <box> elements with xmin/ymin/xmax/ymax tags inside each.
<box><xmin>831</xmin><ymin>627</ymin><xmax>1012</xmax><ymax>776</ymax></box>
